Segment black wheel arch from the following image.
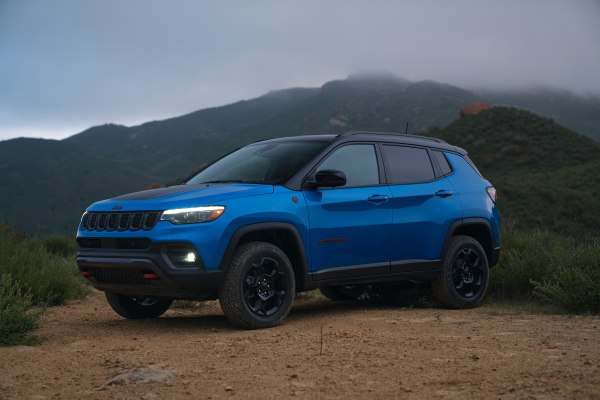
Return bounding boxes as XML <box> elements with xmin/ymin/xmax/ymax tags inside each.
<box><xmin>441</xmin><ymin>218</ymin><xmax>498</xmax><ymax>267</ymax></box>
<box><xmin>219</xmin><ymin>222</ymin><xmax>309</xmax><ymax>290</ymax></box>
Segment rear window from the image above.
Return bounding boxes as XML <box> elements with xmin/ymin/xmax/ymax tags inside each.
<box><xmin>381</xmin><ymin>145</ymin><xmax>435</xmax><ymax>184</ymax></box>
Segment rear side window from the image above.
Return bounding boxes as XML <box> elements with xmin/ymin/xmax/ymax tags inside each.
<box><xmin>432</xmin><ymin>151</ymin><xmax>453</xmax><ymax>176</ymax></box>
<box><xmin>382</xmin><ymin>145</ymin><xmax>435</xmax><ymax>184</ymax></box>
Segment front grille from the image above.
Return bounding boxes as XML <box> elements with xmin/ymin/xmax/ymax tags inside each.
<box><xmin>81</xmin><ymin>211</ymin><xmax>161</xmax><ymax>231</ymax></box>
<box><xmin>116</xmin><ymin>238</ymin><xmax>151</xmax><ymax>249</ymax></box>
<box><xmin>88</xmin><ymin>267</ymin><xmax>147</xmax><ymax>285</ymax></box>
<box><xmin>77</xmin><ymin>238</ymin><xmax>151</xmax><ymax>250</ymax></box>
<box><xmin>77</xmin><ymin>238</ymin><xmax>102</xmax><ymax>249</ymax></box>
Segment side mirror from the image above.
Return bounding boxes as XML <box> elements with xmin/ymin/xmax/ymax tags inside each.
<box><xmin>306</xmin><ymin>169</ymin><xmax>347</xmax><ymax>188</ymax></box>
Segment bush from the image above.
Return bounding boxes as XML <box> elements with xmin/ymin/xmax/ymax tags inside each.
<box><xmin>489</xmin><ymin>229</ymin><xmax>600</xmax><ymax>313</ymax></box>
<box><xmin>489</xmin><ymin>230</ymin><xmax>557</xmax><ymax>301</ymax></box>
<box><xmin>0</xmin><ymin>224</ymin><xmax>88</xmax><ymax>306</ymax></box>
<box><xmin>41</xmin><ymin>236</ymin><xmax>77</xmax><ymax>257</ymax></box>
<box><xmin>532</xmin><ymin>238</ymin><xmax>600</xmax><ymax>313</ymax></box>
<box><xmin>0</xmin><ymin>274</ymin><xmax>42</xmax><ymax>346</ymax></box>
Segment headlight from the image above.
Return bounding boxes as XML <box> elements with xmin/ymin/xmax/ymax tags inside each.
<box><xmin>160</xmin><ymin>206</ymin><xmax>225</xmax><ymax>225</ymax></box>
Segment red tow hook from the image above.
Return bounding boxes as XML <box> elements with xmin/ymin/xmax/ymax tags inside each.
<box><xmin>81</xmin><ymin>271</ymin><xmax>91</xmax><ymax>278</ymax></box>
<box><xmin>143</xmin><ymin>273</ymin><xmax>159</xmax><ymax>279</ymax></box>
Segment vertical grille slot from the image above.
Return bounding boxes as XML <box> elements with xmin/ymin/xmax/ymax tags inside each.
<box><xmin>107</xmin><ymin>213</ymin><xmax>118</xmax><ymax>230</ymax></box>
<box><xmin>81</xmin><ymin>213</ymin><xmax>91</xmax><ymax>229</ymax></box>
<box><xmin>118</xmin><ymin>213</ymin><xmax>131</xmax><ymax>230</ymax></box>
<box><xmin>143</xmin><ymin>212</ymin><xmax>159</xmax><ymax>230</ymax></box>
<box><xmin>130</xmin><ymin>213</ymin><xmax>144</xmax><ymax>230</ymax></box>
<box><xmin>89</xmin><ymin>213</ymin><xmax>98</xmax><ymax>230</ymax></box>
<box><xmin>97</xmin><ymin>214</ymin><xmax>108</xmax><ymax>230</ymax></box>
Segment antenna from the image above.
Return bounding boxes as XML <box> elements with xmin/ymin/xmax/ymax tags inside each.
<box><xmin>405</xmin><ymin>122</ymin><xmax>409</xmax><ymax>135</ymax></box>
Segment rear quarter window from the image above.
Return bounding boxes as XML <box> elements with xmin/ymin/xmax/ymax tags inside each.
<box><xmin>432</xmin><ymin>151</ymin><xmax>453</xmax><ymax>176</ymax></box>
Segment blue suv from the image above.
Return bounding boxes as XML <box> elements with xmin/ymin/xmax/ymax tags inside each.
<box><xmin>76</xmin><ymin>132</ymin><xmax>500</xmax><ymax>328</ymax></box>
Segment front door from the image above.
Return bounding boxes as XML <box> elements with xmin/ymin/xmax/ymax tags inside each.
<box><xmin>302</xmin><ymin>144</ymin><xmax>392</xmax><ymax>278</ymax></box>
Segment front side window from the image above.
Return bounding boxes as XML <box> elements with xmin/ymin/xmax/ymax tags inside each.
<box><xmin>382</xmin><ymin>145</ymin><xmax>435</xmax><ymax>184</ymax></box>
<box><xmin>317</xmin><ymin>144</ymin><xmax>379</xmax><ymax>187</ymax></box>
<box><xmin>187</xmin><ymin>141</ymin><xmax>328</xmax><ymax>185</ymax></box>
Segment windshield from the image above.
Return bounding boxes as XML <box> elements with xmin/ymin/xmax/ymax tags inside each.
<box><xmin>186</xmin><ymin>141</ymin><xmax>328</xmax><ymax>185</ymax></box>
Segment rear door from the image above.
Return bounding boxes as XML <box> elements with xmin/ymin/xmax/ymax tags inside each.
<box><xmin>302</xmin><ymin>143</ymin><xmax>392</xmax><ymax>277</ymax></box>
<box><xmin>380</xmin><ymin>145</ymin><xmax>462</xmax><ymax>271</ymax></box>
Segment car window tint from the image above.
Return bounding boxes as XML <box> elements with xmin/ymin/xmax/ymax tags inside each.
<box><xmin>318</xmin><ymin>144</ymin><xmax>379</xmax><ymax>187</ymax></box>
<box><xmin>382</xmin><ymin>145</ymin><xmax>435</xmax><ymax>184</ymax></box>
<box><xmin>432</xmin><ymin>150</ymin><xmax>452</xmax><ymax>176</ymax></box>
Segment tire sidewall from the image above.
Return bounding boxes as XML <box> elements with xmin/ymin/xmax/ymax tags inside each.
<box><xmin>441</xmin><ymin>237</ymin><xmax>489</xmax><ymax>308</ymax></box>
<box><xmin>224</xmin><ymin>242</ymin><xmax>295</xmax><ymax>328</ymax></box>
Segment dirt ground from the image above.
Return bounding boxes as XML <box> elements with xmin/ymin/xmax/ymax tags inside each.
<box><xmin>1</xmin><ymin>290</ymin><xmax>599</xmax><ymax>400</ymax></box>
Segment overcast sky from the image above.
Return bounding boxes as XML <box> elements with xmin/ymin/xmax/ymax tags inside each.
<box><xmin>1</xmin><ymin>0</ymin><xmax>599</xmax><ymax>141</ymax></box>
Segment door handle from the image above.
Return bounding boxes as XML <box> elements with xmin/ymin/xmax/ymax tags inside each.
<box><xmin>368</xmin><ymin>194</ymin><xmax>389</xmax><ymax>203</ymax></box>
<box><xmin>435</xmin><ymin>190</ymin><xmax>453</xmax><ymax>198</ymax></box>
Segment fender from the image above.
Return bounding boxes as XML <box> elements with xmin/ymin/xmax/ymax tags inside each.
<box><xmin>218</xmin><ymin>222</ymin><xmax>309</xmax><ymax>277</ymax></box>
<box><xmin>440</xmin><ymin>218</ymin><xmax>496</xmax><ymax>266</ymax></box>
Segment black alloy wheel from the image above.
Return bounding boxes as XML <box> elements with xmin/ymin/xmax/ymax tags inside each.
<box><xmin>432</xmin><ymin>235</ymin><xmax>489</xmax><ymax>309</ymax></box>
<box><xmin>219</xmin><ymin>242</ymin><xmax>295</xmax><ymax>329</ymax></box>
<box><xmin>243</xmin><ymin>256</ymin><xmax>289</xmax><ymax>317</ymax></box>
<box><xmin>452</xmin><ymin>248</ymin><xmax>483</xmax><ymax>299</ymax></box>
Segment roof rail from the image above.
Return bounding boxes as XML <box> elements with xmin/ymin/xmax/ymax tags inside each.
<box><xmin>337</xmin><ymin>131</ymin><xmax>447</xmax><ymax>144</ymax></box>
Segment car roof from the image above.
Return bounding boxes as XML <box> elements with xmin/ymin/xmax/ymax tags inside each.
<box><xmin>257</xmin><ymin>132</ymin><xmax>467</xmax><ymax>155</ymax></box>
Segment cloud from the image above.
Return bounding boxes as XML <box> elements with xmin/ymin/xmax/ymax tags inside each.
<box><xmin>1</xmin><ymin>0</ymin><xmax>599</xmax><ymax>140</ymax></box>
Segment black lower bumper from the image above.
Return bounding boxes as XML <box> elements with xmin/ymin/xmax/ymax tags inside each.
<box><xmin>76</xmin><ymin>245</ymin><xmax>225</xmax><ymax>299</ymax></box>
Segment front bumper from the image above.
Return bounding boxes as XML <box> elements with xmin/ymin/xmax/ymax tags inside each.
<box><xmin>76</xmin><ymin>242</ymin><xmax>225</xmax><ymax>299</ymax></box>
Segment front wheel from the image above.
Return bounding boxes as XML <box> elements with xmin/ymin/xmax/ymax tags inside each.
<box><xmin>105</xmin><ymin>292</ymin><xmax>173</xmax><ymax>319</ymax></box>
<box><xmin>218</xmin><ymin>242</ymin><xmax>295</xmax><ymax>329</ymax></box>
<box><xmin>432</xmin><ymin>235</ymin><xmax>489</xmax><ymax>308</ymax></box>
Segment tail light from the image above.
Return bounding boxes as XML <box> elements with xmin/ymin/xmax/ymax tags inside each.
<box><xmin>486</xmin><ymin>186</ymin><xmax>497</xmax><ymax>203</ymax></box>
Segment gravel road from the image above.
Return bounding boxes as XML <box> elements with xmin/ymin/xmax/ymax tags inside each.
<box><xmin>1</xmin><ymin>290</ymin><xmax>598</xmax><ymax>399</ymax></box>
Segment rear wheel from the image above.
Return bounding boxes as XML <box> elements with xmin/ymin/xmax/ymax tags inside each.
<box><xmin>320</xmin><ymin>285</ymin><xmax>366</xmax><ymax>301</ymax></box>
<box><xmin>219</xmin><ymin>242</ymin><xmax>295</xmax><ymax>329</ymax></box>
<box><xmin>105</xmin><ymin>292</ymin><xmax>173</xmax><ymax>319</ymax></box>
<box><xmin>432</xmin><ymin>235</ymin><xmax>489</xmax><ymax>308</ymax></box>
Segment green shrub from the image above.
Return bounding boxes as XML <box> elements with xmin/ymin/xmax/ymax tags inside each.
<box><xmin>0</xmin><ymin>274</ymin><xmax>42</xmax><ymax>346</ymax></box>
<box><xmin>0</xmin><ymin>224</ymin><xmax>88</xmax><ymax>306</ymax></box>
<box><xmin>489</xmin><ymin>229</ymin><xmax>558</xmax><ymax>301</ymax></box>
<box><xmin>532</xmin><ymin>238</ymin><xmax>600</xmax><ymax>313</ymax></box>
<box><xmin>41</xmin><ymin>236</ymin><xmax>77</xmax><ymax>257</ymax></box>
<box><xmin>489</xmin><ymin>229</ymin><xmax>600</xmax><ymax>313</ymax></box>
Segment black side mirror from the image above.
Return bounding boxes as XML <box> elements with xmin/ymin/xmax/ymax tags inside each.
<box><xmin>307</xmin><ymin>169</ymin><xmax>347</xmax><ymax>188</ymax></box>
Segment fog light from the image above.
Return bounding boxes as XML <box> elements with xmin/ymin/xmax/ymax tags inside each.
<box><xmin>163</xmin><ymin>244</ymin><xmax>200</xmax><ymax>268</ymax></box>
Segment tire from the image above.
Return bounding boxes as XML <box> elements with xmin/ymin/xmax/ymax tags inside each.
<box><xmin>218</xmin><ymin>242</ymin><xmax>295</xmax><ymax>329</ymax></box>
<box><xmin>320</xmin><ymin>285</ymin><xmax>366</xmax><ymax>301</ymax></box>
<box><xmin>432</xmin><ymin>235</ymin><xmax>489</xmax><ymax>309</ymax></box>
<box><xmin>105</xmin><ymin>292</ymin><xmax>173</xmax><ymax>319</ymax></box>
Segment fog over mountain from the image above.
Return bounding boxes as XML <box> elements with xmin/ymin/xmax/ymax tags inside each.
<box><xmin>0</xmin><ymin>0</ymin><xmax>599</xmax><ymax>140</ymax></box>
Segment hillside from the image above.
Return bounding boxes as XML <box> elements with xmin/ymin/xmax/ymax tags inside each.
<box><xmin>429</xmin><ymin>108</ymin><xmax>600</xmax><ymax>233</ymax></box>
<box><xmin>1</xmin><ymin>75</ymin><xmax>599</xmax><ymax>234</ymax></box>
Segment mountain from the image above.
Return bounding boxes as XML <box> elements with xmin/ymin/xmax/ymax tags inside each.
<box><xmin>1</xmin><ymin>74</ymin><xmax>599</xmax><ymax>235</ymax></box>
<box><xmin>430</xmin><ymin>107</ymin><xmax>600</xmax><ymax>233</ymax></box>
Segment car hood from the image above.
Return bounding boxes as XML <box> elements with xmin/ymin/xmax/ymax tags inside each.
<box><xmin>89</xmin><ymin>183</ymin><xmax>274</xmax><ymax>212</ymax></box>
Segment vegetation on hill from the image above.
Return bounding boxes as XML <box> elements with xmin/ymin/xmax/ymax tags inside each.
<box><xmin>430</xmin><ymin>107</ymin><xmax>600</xmax><ymax>234</ymax></box>
<box><xmin>0</xmin><ymin>225</ymin><xmax>87</xmax><ymax>345</ymax></box>
<box><xmin>1</xmin><ymin>75</ymin><xmax>599</xmax><ymax>235</ymax></box>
